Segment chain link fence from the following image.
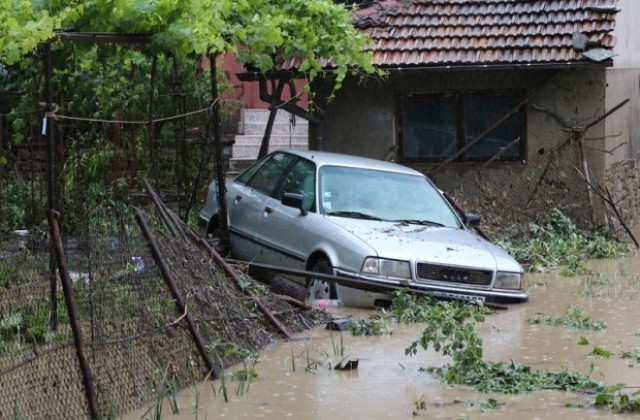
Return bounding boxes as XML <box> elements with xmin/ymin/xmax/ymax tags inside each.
<box><xmin>0</xmin><ymin>197</ymin><xmax>326</xmax><ymax>419</ymax></box>
<box><xmin>429</xmin><ymin>136</ymin><xmax>634</xmax><ymax>242</ymax></box>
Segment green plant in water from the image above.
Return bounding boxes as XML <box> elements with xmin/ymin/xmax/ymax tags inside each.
<box><xmin>590</xmin><ymin>346</ymin><xmax>614</xmax><ymax>358</ymax></box>
<box><xmin>330</xmin><ymin>330</ymin><xmax>345</xmax><ymax>357</ymax></box>
<box><xmin>393</xmin><ymin>290</ymin><xmax>604</xmax><ymax>395</ymax></box>
<box><xmin>595</xmin><ymin>385</ymin><xmax>640</xmax><ymax>413</ymax></box>
<box><xmin>495</xmin><ymin>208</ymin><xmax>629</xmax><ymax>274</ymax></box>
<box><xmin>620</xmin><ymin>349</ymin><xmax>640</xmax><ymax>363</ymax></box>
<box><xmin>527</xmin><ymin>307</ymin><xmax>607</xmax><ymax>331</ymax></box>
<box><xmin>413</xmin><ymin>394</ymin><xmax>427</xmax><ymax>415</ymax></box>
<box><xmin>348</xmin><ymin>313</ymin><xmax>392</xmax><ymax>336</ymax></box>
<box><xmin>388</xmin><ymin>289</ymin><xmax>439</xmax><ymax>323</ymax></box>
<box><xmin>207</xmin><ymin>339</ymin><xmax>259</xmax><ymax>396</ymax></box>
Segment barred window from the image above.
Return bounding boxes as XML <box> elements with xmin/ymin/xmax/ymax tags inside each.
<box><xmin>400</xmin><ymin>91</ymin><xmax>525</xmax><ymax>162</ymax></box>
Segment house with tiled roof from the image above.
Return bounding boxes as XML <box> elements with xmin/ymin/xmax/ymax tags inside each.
<box><xmin>303</xmin><ymin>0</ymin><xmax>640</xmax><ymax>238</ymax></box>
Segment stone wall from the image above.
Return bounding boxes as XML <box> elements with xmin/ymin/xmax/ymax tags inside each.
<box><xmin>606</xmin><ymin>157</ymin><xmax>640</xmax><ymax>242</ymax></box>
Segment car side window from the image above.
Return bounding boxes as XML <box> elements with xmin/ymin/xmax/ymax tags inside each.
<box><xmin>279</xmin><ymin>159</ymin><xmax>316</xmax><ymax>212</ymax></box>
<box><xmin>246</xmin><ymin>152</ymin><xmax>295</xmax><ymax>196</ymax></box>
<box><xmin>236</xmin><ymin>155</ymin><xmax>269</xmax><ymax>185</ymax></box>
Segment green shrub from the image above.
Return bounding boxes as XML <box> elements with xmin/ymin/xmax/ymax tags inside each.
<box><xmin>496</xmin><ymin>209</ymin><xmax>629</xmax><ymax>274</ymax></box>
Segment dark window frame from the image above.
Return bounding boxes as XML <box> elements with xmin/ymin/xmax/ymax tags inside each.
<box><xmin>398</xmin><ymin>90</ymin><xmax>527</xmax><ymax>163</ymax></box>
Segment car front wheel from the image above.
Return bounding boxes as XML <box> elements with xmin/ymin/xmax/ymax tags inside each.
<box><xmin>306</xmin><ymin>257</ymin><xmax>337</xmax><ymax>300</ymax></box>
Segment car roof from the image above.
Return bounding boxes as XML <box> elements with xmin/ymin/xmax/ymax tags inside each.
<box><xmin>277</xmin><ymin>149</ymin><xmax>424</xmax><ymax>177</ymax></box>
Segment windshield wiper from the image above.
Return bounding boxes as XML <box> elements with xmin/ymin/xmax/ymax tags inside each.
<box><xmin>392</xmin><ymin>219</ymin><xmax>445</xmax><ymax>227</ymax></box>
<box><xmin>327</xmin><ymin>211</ymin><xmax>383</xmax><ymax>221</ymax></box>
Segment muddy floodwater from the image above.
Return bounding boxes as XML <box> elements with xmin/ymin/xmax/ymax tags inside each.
<box><xmin>125</xmin><ymin>251</ymin><xmax>640</xmax><ymax>419</ymax></box>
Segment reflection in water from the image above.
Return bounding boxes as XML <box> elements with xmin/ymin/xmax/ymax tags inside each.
<box><xmin>125</xmin><ymin>251</ymin><xmax>640</xmax><ymax>419</ymax></box>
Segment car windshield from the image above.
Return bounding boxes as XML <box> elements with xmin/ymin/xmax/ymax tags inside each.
<box><xmin>319</xmin><ymin>166</ymin><xmax>462</xmax><ymax>228</ymax></box>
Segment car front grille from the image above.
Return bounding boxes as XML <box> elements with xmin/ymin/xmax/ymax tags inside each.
<box><xmin>416</xmin><ymin>263</ymin><xmax>492</xmax><ymax>286</ymax></box>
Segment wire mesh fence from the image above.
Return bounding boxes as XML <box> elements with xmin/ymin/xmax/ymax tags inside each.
<box><xmin>0</xmin><ymin>197</ymin><xmax>327</xmax><ymax>419</ymax></box>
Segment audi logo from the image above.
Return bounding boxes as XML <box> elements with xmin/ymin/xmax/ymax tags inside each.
<box><xmin>440</xmin><ymin>269</ymin><xmax>471</xmax><ymax>282</ymax></box>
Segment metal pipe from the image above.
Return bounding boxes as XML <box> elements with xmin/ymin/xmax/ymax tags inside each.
<box><xmin>43</xmin><ymin>42</ymin><xmax>59</xmax><ymax>331</ymax></box>
<box><xmin>232</xmin><ymin>260</ymin><xmax>510</xmax><ymax>310</ymax></box>
<box><xmin>48</xmin><ymin>211</ymin><xmax>99</xmax><ymax>419</ymax></box>
<box><xmin>209</xmin><ymin>54</ymin><xmax>231</xmax><ymax>255</ymax></box>
<box><xmin>135</xmin><ymin>211</ymin><xmax>219</xmax><ymax>378</ymax></box>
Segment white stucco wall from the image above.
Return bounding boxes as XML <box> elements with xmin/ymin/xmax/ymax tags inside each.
<box><xmin>611</xmin><ymin>0</ymin><xmax>640</xmax><ymax>69</ymax></box>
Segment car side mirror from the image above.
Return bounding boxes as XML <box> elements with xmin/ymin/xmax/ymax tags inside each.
<box><xmin>282</xmin><ymin>192</ymin><xmax>307</xmax><ymax>216</ymax></box>
<box><xmin>463</xmin><ymin>213</ymin><xmax>481</xmax><ymax>229</ymax></box>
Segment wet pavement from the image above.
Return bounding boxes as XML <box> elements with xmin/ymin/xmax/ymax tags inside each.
<box><xmin>125</xmin><ymin>251</ymin><xmax>640</xmax><ymax>419</ymax></box>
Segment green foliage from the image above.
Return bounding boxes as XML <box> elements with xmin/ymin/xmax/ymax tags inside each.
<box><xmin>0</xmin><ymin>176</ymin><xmax>46</xmax><ymax>236</ymax></box>
<box><xmin>527</xmin><ymin>307</ymin><xmax>607</xmax><ymax>331</ymax></box>
<box><xmin>392</xmin><ymin>290</ymin><xmax>605</xmax><ymax>396</ymax></box>
<box><xmin>595</xmin><ymin>385</ymin><xmax>640</xmax><ymax>413</ymax></box>
<box><xmin>496</xmin><ymin>209</ymin><xmax>629</xmax><ymax>274</ymax></box>
<box><xmin>387</xmin><ymin>289</ymin><xmax>439</xmax><ymax>323</ymax></box>
<box><xmin>348</xmin><ymin>313</ymin><xmax>392</xmax><ymax>336</ymax></box>
<box><xmin>589</xmin><ymin>346</ymin><xmax>614</xmax><ymax>358</ymax></box>
<box><xmin>0</xmin><ymin>313</ymin><xmax>23</xmax><ymax>342</ymax></box>
<box><xmin>578</xmin><ymin>336</ymin><xmax>589</xmax><ymax>345</ymax></box>
<box><xmin>207</xmin><ymin>339</ymin><xmax>260</xmax><ymax>398</ymax></box>
<box><xmin>620</xmin><ymin>349</ymin><xmax>640</xmax><ymax>363</ymax></box>
<box><xmin>0</xmin><ymin>0</ymin><xmax>68</xmax><ymax>65</ymax></box>
<box><xmin>3</xmin><ymin>0</ymin><xmax>380</xmax><ymax>236</ymax></box>
<box><xmin>4</xmin><ymin>0</ymin><xmax>379</xmax><ymax>92</ymax></box>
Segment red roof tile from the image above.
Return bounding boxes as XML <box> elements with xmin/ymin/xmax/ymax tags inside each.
<box><xmin>352</xmin><ymin>0</ymin><xmax>619</xmax><ymax>68</ymax></box>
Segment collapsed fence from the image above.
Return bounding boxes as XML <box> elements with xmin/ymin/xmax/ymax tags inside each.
<box><xmin>0</xmin><ymin>191</ymin><xmax>326</xmax><ymax>419</ymax></box>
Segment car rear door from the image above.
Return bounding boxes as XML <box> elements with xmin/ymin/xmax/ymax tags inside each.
<box><xmin>229</xmin><ymin>152</ymin><xmax>296</xmax><ymax>261</ymax></box>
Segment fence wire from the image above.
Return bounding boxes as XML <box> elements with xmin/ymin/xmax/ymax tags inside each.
<box><xmin>0</xmin><ymin>201</ymin><xmax>327</xmax><ymax>419</ymax></box>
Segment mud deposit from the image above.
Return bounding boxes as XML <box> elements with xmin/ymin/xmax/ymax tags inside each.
<box><xmin>125</xmin><ymin>251</ymin><xmax>640</xmax><ymax>419</ymax></box>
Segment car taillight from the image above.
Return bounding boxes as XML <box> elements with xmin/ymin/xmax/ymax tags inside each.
<box><xmin>202</xmin><ymin>188</ymin><xmax>208</xmax><ymax>204</ymax></box>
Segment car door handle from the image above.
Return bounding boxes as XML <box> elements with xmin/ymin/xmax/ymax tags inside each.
<box><xmin>264</xmin><ymin>206</ymin><xmax>274</xmax><ymax>214</ymax></box>
<box><xmin>235</xmin><ymin>195</ymin><xmax>242</xmax><ymax>203</ymax></box>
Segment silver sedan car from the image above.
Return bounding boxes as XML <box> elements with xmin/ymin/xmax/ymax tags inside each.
<box><xmin>200</xmin><ymin>150</ymin><xmax>527</xmax><ymax>307</ymax></box>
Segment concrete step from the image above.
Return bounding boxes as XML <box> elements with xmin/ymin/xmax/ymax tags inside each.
<box><xmin>241</xmin><ymin>121</ymin><xmax>308</xmax><ymax>136</ymax></box>
<box><xmin>233</xmin><ymin>109</ymin><xmax>309</xmax><ymax>160</ymax></box>
<box><xmin>242</xmin><ymin>109</ymin><xmax>305</xmax><ymax>124</ymax></box>
<box><xmin>232</xmin><ymin>142</ymin><xmax>308</xmax><ymax>159</ymax></box>
<box><xmin>233</xmin><ymin>134</ymin><xmax>308</xmax><ymax>146</ymax></box>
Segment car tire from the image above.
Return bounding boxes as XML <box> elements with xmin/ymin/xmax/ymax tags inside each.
<box><xmin>306</xmin><ymin>257</ymin><xmax>337</xmax><ymax>300</ymax></box>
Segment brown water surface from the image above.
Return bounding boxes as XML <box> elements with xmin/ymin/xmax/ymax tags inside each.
<box><xmin>125</xmin><ymin>251</ymin><xmax>640</xmax><ymax>419</ymax></box>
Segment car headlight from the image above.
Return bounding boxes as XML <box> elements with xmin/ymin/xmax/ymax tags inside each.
<box><xmin>494</xmin><ymin>272</ymin><xmax>523</xmax><ymax>290</ymax></box>
<box><xmin>362</xmin><ymin>257</ymin><xmax>411</xmax><ymax>279</ymax></box>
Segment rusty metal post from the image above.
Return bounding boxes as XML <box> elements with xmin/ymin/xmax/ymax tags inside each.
<box><xmin>48</xmin><ymin>211</ymin><xmax>99</xmax><ymax>419</ymax></box>
<box><xmin>148</xmin><ymin>55</ymin><xmax>160</xmax><ymax>189</ymax></box>
<box><xmin>135</xmin><ymin>210</ymin><xmax>219</xmax><ymax>378</ymax></box>
<box><xmin>43</xmin><ymin>42</ymin><xmax>59</xmax><ymax>331</ymax></box>
<box><xmin>209</xmin><ymin>54</ymin><xmax>231</xmax><ymax>255</ymax></box>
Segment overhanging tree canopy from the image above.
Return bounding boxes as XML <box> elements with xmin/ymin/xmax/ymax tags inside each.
<box><xmin>2</xmin><ymin>0</ymin><xmax>379</xmax><ymax>92</ymax></box>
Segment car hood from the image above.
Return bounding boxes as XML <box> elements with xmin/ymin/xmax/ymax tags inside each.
<box><xmin>325</xmin><ymin>217</ymin><xmax>521</xmax><ymax>272</ymax></box>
